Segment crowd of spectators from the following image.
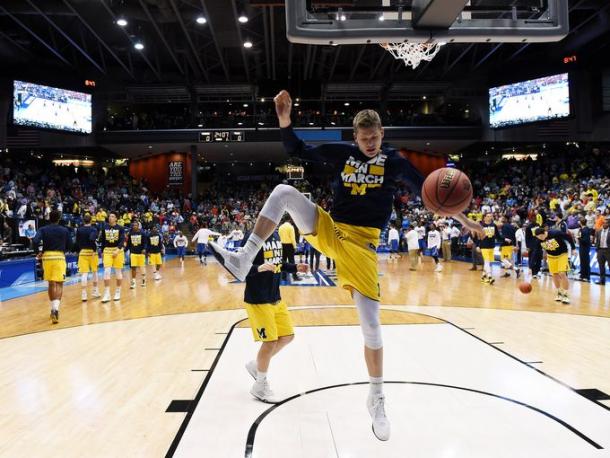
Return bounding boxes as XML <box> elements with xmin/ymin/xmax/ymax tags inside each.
<box><xmin>1</xmin><ymin>147</ymin><xmax>609</xmax><ymax>262</ymax></box>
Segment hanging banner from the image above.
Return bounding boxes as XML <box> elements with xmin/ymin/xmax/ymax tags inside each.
<box><xmin>168</xmin><ymin>160</ymin><xmax>184</xmax><ymax>186</ymax></box>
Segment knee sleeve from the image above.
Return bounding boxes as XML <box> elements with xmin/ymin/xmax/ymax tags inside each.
<box><xmin>103</xmin><ymin>267</ymin><xmax>112</xmax><ymax>280</ymax></box>
<box><xmin>81</xmin><ymin>273</ymin><xmax>88</xmax><ymax>286</ymax></box>
<box><xmin>259</xmin><ymin>184</ymin><xmax>317</xmax><ymax>234</ymax></box>
<box><xmin>354</xmin><ymin>290</ymin><xmax>383</xmax><ymax>350</ymax></box>
<box><xmin>115</xmin><ymin>269</ymin><xmax>123</xmax><ymax>280</ymax></box>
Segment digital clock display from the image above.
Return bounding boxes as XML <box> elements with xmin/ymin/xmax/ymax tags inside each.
<box><xmin>199</xmin><ymin>131</ymin><xmax>245</xmax><ymax>142</ymax></box>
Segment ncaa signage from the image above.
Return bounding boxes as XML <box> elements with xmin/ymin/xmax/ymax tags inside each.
<box><xmin>168</xmin><ymin>160</ymin><xmax>184</xmax><ymax>186</ymax></box>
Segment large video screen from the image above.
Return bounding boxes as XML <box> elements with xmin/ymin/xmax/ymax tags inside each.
<box><xmin>12</xmin><ymin>80</ymin><xmax>92</xmax><ymax>134</ymax></box>
<box><xmin>489</xmin><ymin>73</ymin><xmax>570</xmax><ymax>128</ymax></box>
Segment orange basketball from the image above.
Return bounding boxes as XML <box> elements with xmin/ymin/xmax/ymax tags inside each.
<box><xmin>421</xmin><ymin>167</ymin><xmax>473</xmax><ymax>216</ymax></box>
<box><xmin>519</xmin><ymin>282</ymin><xmax>532</xmax><ymax>294</ymax></box>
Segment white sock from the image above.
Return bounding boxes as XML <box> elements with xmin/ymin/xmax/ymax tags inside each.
<box><xmin>256</xmin><ymin>371</ymin><xmax>267</xmax><ymax>383</ymax></box>
<box><xmin>51</xmin><ymin>299</ymin><xmax>60</xmax><ymax>311</ymax></box>
<box><xmin>243</xmin><ymin>233</ymin><xmax>264</xmax><ymax>260</ymax></box>
<box><xmin>369</xmin><ymin>376</ymin><xmax>383</xmax><ymax>396</ymax></box>
<box><xmin>115</xmin><ymin>287</ymin><xmax>121</xmax><ymax>294</ymax></box>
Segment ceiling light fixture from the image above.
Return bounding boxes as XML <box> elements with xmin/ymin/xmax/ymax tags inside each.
<box><xmin>196</xmin><ymin>16</ymin><xmax>207</xmax><ymax>25</ymax></box>
<box><xmin>116</xmin><ymin>18</ymin><xmax>128</xmax><ymax>27</ymax></box>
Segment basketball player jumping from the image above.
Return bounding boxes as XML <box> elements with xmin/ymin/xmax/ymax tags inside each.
<box><xmin>210</xmin><ymin>90</ymin><xmax>483</xmax><ymax>441</ymax></box>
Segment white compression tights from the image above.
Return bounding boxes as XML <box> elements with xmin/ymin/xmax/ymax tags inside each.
<box><xmin>258</xmin><ymin>184</ymin><xmax>318</xmax><ymax>234</ymax></box>
<box><xmin>353</xmin><ymin>290</ymin><xmax>383</xmax><ymax>350</ymax></box>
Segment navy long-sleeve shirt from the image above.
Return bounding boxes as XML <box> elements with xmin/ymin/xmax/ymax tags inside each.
<box><xmin>99</xmin><ymin>224</ymin><xmax>126</xmax><ymax>250</ymax></box>
<box><xmin>280</xmin><ymin>126</ymin><xmax>424</xmax><ymax>230</ymax></box>
<box><xmin>33</xmin><ymin>224</ymin><xmax>70</xmax><ymax>253</ymax></box>
<box><xmin>500</xmin><ymin>223</ymin><xmax>516</xmax><ymax>247</ymax></box>
<box><xmin>477</xmin><ymin>222</ymin><xmax>502</xmax><ymax>249</ymax></box>
<box><xmin>127</xmin><ymin>231</ymin><xmax>148</xmax><ymax>254</ymax></box>
<box><xmin>75</xmin><ymin>226</ymin><xmax>98</xmax><ymax>251</ymax></box>
<box><xmin>147</xmin><ymin>232</ymin><xmax>164</xmax><ymax>254</ymax></box>
<box><xmin>243</xmin><ymin>232</ymin><xmax>297</xmax><ymax>305</ymax></box>
<box><xmin>541</xmin><ymin>230</ymin><xmax>575</xmax><ymax>256</ymax></box>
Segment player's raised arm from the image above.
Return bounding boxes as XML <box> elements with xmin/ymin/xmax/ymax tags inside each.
<box><xmin>274</xmin><ymin>90</ymin><xmax>350</xmax><ymax>163</ymax></box>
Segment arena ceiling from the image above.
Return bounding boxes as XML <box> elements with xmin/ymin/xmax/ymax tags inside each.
<box><xmin>0</xmin><ymin>0</ymin><xmax>608</xmax><ymax>92</ymax></box>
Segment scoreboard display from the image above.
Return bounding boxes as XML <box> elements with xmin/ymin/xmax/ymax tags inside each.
<box><xmin>199</xmin><ymin>131</ymin><xmax>245</xmax><ymax>143</ymax></box>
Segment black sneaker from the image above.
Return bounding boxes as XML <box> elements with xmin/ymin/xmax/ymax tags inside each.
<box><xmin>50</xmin><ymin>310</ymin><xmax>59</xmax><ymax>324</ymax></box>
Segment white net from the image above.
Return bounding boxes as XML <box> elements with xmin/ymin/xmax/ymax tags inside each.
<box><xmin>381</xmin><ymin>42</ymin><xmax>445</xmax><ymax>69</ymax></box>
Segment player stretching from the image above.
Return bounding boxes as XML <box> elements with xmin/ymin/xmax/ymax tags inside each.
<box><xmin>127</xmin><ymin>221</ymin><xmax>147</xmax><ymax>289</ymax></box>
<box><xmin>244</xmin><ymin>230</ymin><xmax>309</xmax><ymax>402</ymax></box>
<box><xmin>75</xmin><ymin>214</ymin><xmax>101</xmax><ymax>301</ymax></box>
<box><xmin>99</xmin><ymin>213</ymin><xmax>126</xmax><ymax>303</ymax></box>
<box><xmin>534</xmin><ymin>227</ymin><xmax>575</xmax><ymax>304</ymax></box>
<box><xmin>210</xmin><ymin>90</ymin><xmax>483</xmax><ymax>440</ymax></box>
<box><xmin>148</xmin><ymin>226</ymin><xmax>164</xmax><ymax>281</ymax></box>
<box><xmin>33</xmin><ymin>210</ymin><xmax>70</xmax><ymax>323</ymax></box>
<box><xmin>192</xmin><ymin>225</ymin><xmax>221</xmax><ymax>265</ymax></box>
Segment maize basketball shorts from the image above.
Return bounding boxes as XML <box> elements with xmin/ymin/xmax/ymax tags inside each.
<box><xmin>244</xmin><ymin>301</ymin><xmax>294</xmax><ymax>342</ymax></box>
<box><xmin>481</xmin><ymin>248</ymin><xmax>495</xmax><ymax>263</ymax></box>
<box><xmin>130</xmin><ymin>253</ymin><xmax>145</xmax><ymax>267</ymax></box>
<box><xmin>103</xmin><ymin>248</ymin><xmax>125</xmax><ymax>269</ymax></box>
<box><xmin>149</xmin><ymin>253</ymin><xmax>163</xmax><ymax>266</ymax></box>
<box><xmin>547</xmin><ymin>253</ymin><xmax>569</xmax><ymax>274</ymax></box>
<box><xmin>78</xmin><ymin>249</ymin><xmax>99</xmax><ymax>273</ymax></box>
<box><xmin>42</xmin><ymin>251</ymin><xmax>66</xmax><ymax>282</ymax></box>
<box><xmin>305</xmin><ymin>206</ymin><xmax>381</xmax><ymax>301</ymax></box>
<box><xmin>500</xmin><ymin>246</ymin><xmax>513</xmax><ymax>259</ymax></box>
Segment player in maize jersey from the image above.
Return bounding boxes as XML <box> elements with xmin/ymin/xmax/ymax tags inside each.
<box><xmin>535</xmin><ymin>228</ymin><xmax>575</xmax><ymax>304</ymax></box>
<box><xmin>209</xmin><ymin>90</ymin><xmax>484</xmax><ymax>441</ymax></box>
<box><xmin>32</xmin><ymin>210</ymin><xmax>70</xmax><ymax>324</ymax></box>
<box><xmin>75</xmin><ymin>213</ymin><xmax>100</xmax><ymax>301</ymax></box>
<box><xmin>148</xmin><ymin>226</ymin><xmax>165</xmax><ymax>281</ymax></box>
<box><xmin>476</xmin><ymin>213</ymin><xmax>502</xmax><ymax>285</ymax></box>
<box><xmin>98</xmin><ymin>213</ymin><xmax>126</xmax><ymax>303</ymax></box>
<box><xmin>127</xmin><ymin>222</ymin><xmax>148</xmax><ymax>289</ymax></box>
<box><xmin>243</xmin><ymin>231</ymin><xmax>309</xmax><ymax>403</ymax></box>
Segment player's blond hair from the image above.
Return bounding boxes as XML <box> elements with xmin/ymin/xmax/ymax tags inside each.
<box><xmin>353</xmin><ymin>109</ymin><xmax>382</xmax><ymax>133</ymax></box>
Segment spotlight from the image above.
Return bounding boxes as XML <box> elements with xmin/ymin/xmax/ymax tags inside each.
<box><xmin>134</xmin><ymin>41</ymin><xmax>144</xmax><ymax>51</ymax></box>
<box><xmin>196</xmin><ymin>16</ymin><xmax>207</xmax><ymax>25</ymax></box>
<box><xmin>243</xmin><ymin>41</ymin><xmax>253</xmax><ymax>49</ymax></box>
<box><xmin>238</xmin><ymin>14</ymin><xmax>248</xmax><ymax>23</ymax></box>
<box><xmin>116</xmin><ymin>17</ymin><xmax>128</xmax><ymax>27</ymax></box>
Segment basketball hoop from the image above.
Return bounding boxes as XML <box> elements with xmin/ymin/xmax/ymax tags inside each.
<box><xmin>381</xmin><ymin>42</ymin><xmax>445</xmax><ymax>69</ymax></box>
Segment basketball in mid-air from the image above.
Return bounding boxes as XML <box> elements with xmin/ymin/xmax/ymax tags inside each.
<box><xmin>519</xmin><ymin>282</ymin><xmax>533</xmax><ymax>294</ymax></box>
<box><xmin>421</xmin><ymin>168</ymin><xmax>473</xmax><ymax>216</ymax></box>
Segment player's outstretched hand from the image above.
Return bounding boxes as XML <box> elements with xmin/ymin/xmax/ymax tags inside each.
<box><xmin>296</xmin><ymin>263</ymin><xmax>310</xmax><ymax>273</ymax></box>
<box><xmin>274</xmin><ymin>90</ymin><xmax>292</xmax><ymax>127</ymax></box>
<box><xmin>453</xmin><ymin>213</ymin><xmax>484</xmax><ymax>237</ymax></box>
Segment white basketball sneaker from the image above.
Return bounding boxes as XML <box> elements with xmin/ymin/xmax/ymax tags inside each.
<box><xmin>250</xmin><ymin>379</ymin><xmax>278</xmax><ymax>404</ymax></box>
<box><xmin>130</xmin><ymin>279</ymin><xmax>136</xmax><ymax>289</ymax></box>
<box><xmin>92</xmin><ymin>289</ymin><xmax>101</xmax><ymax>299</ymax></box>
<box><xmin>154</xmin><ymin>272</ymin><xmax>161</xmax><ymax>281</ymax></box>
<box><xmin>81</xmin><ymin>290</ymin><xmax>87</xmax><ymax>302</ymax></box>
<box><xmin>208</xmin><ymin>241</ymin><xmax>251</xmax><ymax>281</ymax></box>
<box><xmin>367</xmin><ymin>394</ymin><xmax>391</xmax><ymax>441</ymax></box>
<box><xmin>245</xmin><ymin>360</ymin><xmax>257</xmax><ymax>380</ymax></box>
<box><xmin>113</xmin><ymin>289</ymin><xmax>121</xmax><ymax>301</ymax></box>
<box><xmin>435</xmin><ymin>264</ymin><xmax>443</xmax><ymax>272</ymax></box>
<box><xmin>101</xmin><ymin>289</ymin><xmax>111</xmax><ymax>303</ymax></box>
